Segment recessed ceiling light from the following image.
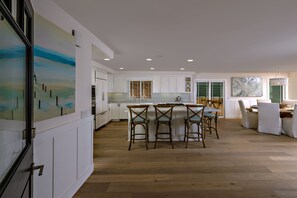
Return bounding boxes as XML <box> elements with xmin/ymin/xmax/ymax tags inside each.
<box><xmin>150</xmin><ymin>67</ymin><xmax>155</xmax><ymax>70</ymax></box>
<box><xmin>180</xmin><ymin>68</ymin><xmax>185</xmax><ymax>70</ymax></box>
<box><xmin>119</xmin><ymin>67</ymin><xmax>124</xmax><ymax>70</ymax></box>
<box><xmin>146</xmin><ymin>58</ymin><xmax>152</xmax><ymax>61</ymax></box>
<box><xmin>104</xmin><ymin>58</ymin><xmax>110</xmax><ymax>61</ymax></box>
<box><xmin>187</xmin><ymin>59</ymin><xmax>194</xmax><ymax>62</ymax></box>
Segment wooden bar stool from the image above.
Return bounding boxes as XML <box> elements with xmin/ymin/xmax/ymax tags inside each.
<box><xmin>153</xmin><ymin>104</ymin><xmax>175</xmax><ymax>149</ymax></box>
<box><xmin>184</xmin><ymin>104</ymin><xmax>206</xmax><ymax>148</ymax></box>
<box><xmin>127</xmin><ymin>105</ymin><xmax>150</xmax><ymax>150</ymax></box>
<box><xmin>203</xmin><ymin>99</ymin><xmax>221</xmax><ymax>139</ymax></box>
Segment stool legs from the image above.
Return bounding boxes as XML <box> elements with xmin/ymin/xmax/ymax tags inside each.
<box><xmin>128</xmin><ymin>122</ymin><xmax>149</xmax><ymax>150</ymax></box>
<box><xmin>185</xmin><ymin>121</ymin><xmax>205</xmax><ymax>148</ymax></box>
<box><xmin>204</xmin><ymin>116</ymin><xmax>219</xmax><ymax>139</ymax></box>
<box><xmin>154</xmin><ymin>121</ymin><xmax>174</xmax><ymax>149</ymax></box>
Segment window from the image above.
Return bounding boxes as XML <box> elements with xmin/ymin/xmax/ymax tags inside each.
<box><xmin>130</xmin><ymin>81</ymin><xmax>152</xmax><ymax>99</ymax></box>
<box><xmin>270</xmin><ymin>85</ymin><xmax>284</xmax><ymax>103</ymax></box>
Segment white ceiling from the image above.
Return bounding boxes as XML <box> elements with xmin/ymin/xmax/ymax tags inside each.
<box><xmin>53</xmin><ymin>0</ymin><xmax>297</xmax><ymax>73</ymax></box>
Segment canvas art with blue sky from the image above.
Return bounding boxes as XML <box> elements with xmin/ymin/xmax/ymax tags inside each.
<box><xmin>34</xmin><ymin>13</ymin><xmax>75</xmax><ymax>122</ymax></box>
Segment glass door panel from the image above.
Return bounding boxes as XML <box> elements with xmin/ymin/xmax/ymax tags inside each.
<box><xmin>0</xmin><ymin>12</ymin><xmax>27</xmax><ymax>183</ymax></box>
<box><xmin>196</xmin><ymin>81</ymin><xmax>225</xmax><ymax>117</ymax></box>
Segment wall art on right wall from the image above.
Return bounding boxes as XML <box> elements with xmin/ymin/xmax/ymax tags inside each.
<box><xmin>231</xmin><ymin>77</ymin><xmax>263</xmax><ymax>97</ymax></box>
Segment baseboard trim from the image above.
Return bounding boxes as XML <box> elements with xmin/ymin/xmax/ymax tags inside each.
<box><xmin>62</xmin><ymin>163</ymin><xmax>94</xmax><ymax>198</ymax></box>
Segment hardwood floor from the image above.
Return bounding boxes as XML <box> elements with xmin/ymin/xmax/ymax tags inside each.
<box><xmin>74</xmin><ymin>119</ymin><xmax>297</xmax><ymax>198</ymax></box>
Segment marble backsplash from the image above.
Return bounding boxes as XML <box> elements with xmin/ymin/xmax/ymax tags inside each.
<box><xmin>108</xmin><ymin>93</ymin><xmax>192</xmax><ymax>103</ymax></box>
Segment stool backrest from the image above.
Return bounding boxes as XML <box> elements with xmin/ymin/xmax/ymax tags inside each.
<box><xmin>186</xmin><ymin>104</ymin><xmax>205</xmax><ymax>123</ymax></box>
<box><xmin>127</xmin><ymin>105</ymin><xmax>149</xmax><ymax>122</ymax></box>
<box><xmin>153</xmin><ymin>104</ymin><xmax>174</xmax><ymax>121</ymax></box>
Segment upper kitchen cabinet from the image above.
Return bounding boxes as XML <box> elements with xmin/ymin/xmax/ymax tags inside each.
<box><xmin>113</xmin><ymin>76</ymin><xmax>128</xmax><ymax>93</ymax></box>
<box><xmin>160</xmin><ymin>76</ymin><xmax>177</xmax><ymax>93</ymax></box>
<box><xmin>107</xmin><ymin>74</ymin><xmax>114</xmax><ymax>93</ymax></box>
<box><xmin>152</xmin><ymin>76</ymin><xmax>161</xmax><ymax>93</ymax></box>
<box><xmin>91</xmin><ymin>69</ymin><xmax>96</xmax><ymax>85</ymax></box>
<box><xmin>176</xmin><ymin>76</ymin><xmax>192</xmax><ymax>93</ymax></box>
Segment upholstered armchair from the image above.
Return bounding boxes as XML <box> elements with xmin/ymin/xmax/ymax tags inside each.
<box><xmin>282</xmin><ymin>104</ymin><xmax>297</xmax><ymax>138</ymax></box>
<box><xmin>238</xmin><ymin>100</ymin><xmax>258</xmax><ymax>129</ymax></box>
<box><xmin>257</xmin><ymin>103</ymin><xmax>282</xmax><ymax>135</ymax></box>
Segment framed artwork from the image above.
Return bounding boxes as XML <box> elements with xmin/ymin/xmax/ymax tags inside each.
<box><xmin>231</xmin><ymin>77</ymin><xmax>263</xmax><ymax>97</ymax></box>
<box><xmin>34</xmin><ymin>13</ymin><xmax>76</xmax><ymax>122</ymax></box>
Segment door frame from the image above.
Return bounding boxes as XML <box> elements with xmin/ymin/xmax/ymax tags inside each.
<box><xmin>0</xmin><ymin>0</ymin><xmax>34</xmax><ymax>197</ymax></box>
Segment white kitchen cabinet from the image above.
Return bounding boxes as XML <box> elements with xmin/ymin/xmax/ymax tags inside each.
<box><xmin>120</xmin><ymin>103</ymin><xmax>129</xmax><ymax>119</ymax></box>
<box><xmin>153</xmin><ymin>76</ymin><xmax>161</xmax><ymax>93</ymax></box>
<box><xmin>91</xmin><ymin>69</ymin><xmax>96</xmax><ymax>85</ymax></box>
<box><xmin>95</xmin><ymin>78</ymin><xmax>108</xmax><ymax>129</ymax></box>
<box><xmin>107</xmin><ymin>74</ymin><xmax>114</xmax><ymax>93</ymax></box>
<box><xmin>176</xmin><ymin>76</ymin><xmax>185</xmax><ymax>93</ymax></box>
<box><xmin>96</xmin><ymin>70</ymin><xmax>107</xmax><ymax>80</ymax></box>
<box><xmin>96</xmin><ymin>112</ymin><xmax>108</xmax><ymax>129</ymax></box>
<box><xmin>107</xmin><ymin>105</ymin><xmax>111</xmax><ymax>122</ymax></box>
<box><xmin>176</xmin><ymin>76</ymin><xmax>191</xmax><ymax>93</ymax></box>
<box><xmin>110</xmin><ymin>103</ymin><xmax>120</xmax><ymax>120</ymax></box>
<box><xmin>160</xmin><ymin>76</ymin><xmax>177</xmax><ymax>93</ymax></box>
<box><xmin>113</xmin><ymin>76</ymin><xmax>128</xmax><ymax>93</ymax></box>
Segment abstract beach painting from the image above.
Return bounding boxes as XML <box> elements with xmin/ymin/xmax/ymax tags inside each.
<box><xmin>231</xmin><ymin>77</ymin><xmax>263</xmax><ymax>97</ymax></box>
<box><xmin>34</xmin><ymin>14</ymin><xmax>76</xmax><ymax>122</ymax></box>
<box><xmin>0</xmin><ymin>17</ymin><xmax>26</xmax><ymax>121</ymax></box>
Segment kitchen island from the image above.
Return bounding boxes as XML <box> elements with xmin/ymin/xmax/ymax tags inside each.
<box><xmin>127</xmin><ymin>105</ymin><xmax>219</xmax><ymax>141</ymax></box>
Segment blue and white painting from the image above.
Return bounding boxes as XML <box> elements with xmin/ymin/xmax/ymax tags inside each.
<box><xmin>0</xmin><ymin>18</ymin><xmax>26</xmax><ymax>121</ymax></box>
<box><xmin>34</xmin><ymin>14</ymin><xmax>75</xmax><ymax>121</ymax></box>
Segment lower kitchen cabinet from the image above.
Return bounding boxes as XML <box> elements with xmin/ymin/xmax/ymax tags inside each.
<box><xmin>110</xmin><ymin>103</ymin><xmax>120</xmax><ymax>120</ymax></box>
<box><xmin>95</xmin><ymin>112</ymin><xmax>107</xmax><ymax>129</ymax></box>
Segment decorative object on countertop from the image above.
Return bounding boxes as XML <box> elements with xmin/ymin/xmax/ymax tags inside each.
<box><xmin>231</xmin><ymin>77</ymin><xmax>263</xmax><ymax>97</ymax></box>
<box><xmin>184</xmin><ymin>104</ymin><xmax>206</xmax><ymax>148</ymax></box>
<box><xmin>153</xmin><ymin>104</ymin><xmax>175</xmax><ymax>149</ymax></box>
<box><xmin>127</xmin><ymin>105</ymin><xmax>150</xmax><ymax>150</ymax></box>
<box><xmin>175</xmin><ymin>96</ymin><xmax>181</xmax><ymax>102</ymax></box>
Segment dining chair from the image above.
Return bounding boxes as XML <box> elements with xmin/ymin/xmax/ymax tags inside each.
<box><xmin>282</xmin><ymin>104</ymin><xmax>297</xmax><ymax>138</ymax></box>
<box><xmin>238</xmin><ymin>100</ymin><xmax>258</xmax><ymax>129</ymax></box>
<box><xmin>184</xmin><ymin>104</ymin><xmax>206</xmax><ymax>148</ymax></box>
<box><xmin>203</xmin><ymin>99</ymin><xmax>221</xmax><ymax>139</ymax></box>
<box><xmin>127</xmin><ymin>105</ymin><xmax>150</xmax><ymax>150</ymax></box>
<box><xmin>257</xmin><ymin>99</ymin><xmax>271</xmax><ymax>105</ymax></box>
<box><xmin>153</xmin><ymin>104</ymin><xmax>175</xmax><ymax>149</ymax></box>
<box><xmin>257</xmin><ymin>103</ymin><xmax>282</xmax><ymax>135</ymax></box>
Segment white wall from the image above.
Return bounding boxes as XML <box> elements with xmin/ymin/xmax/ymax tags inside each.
<box><xmin>289</xmin><ymin>72</ymin><xmax>297</xmax><ymax>99</ymax></box>
<box><xmin>31</xmin><ymin>0</ymin><xmax>113</xmax><ymax>197</ymax></box>
<box><xmin>32</xmin><ymin>0</ymin><xmax>113</xmax><ymax>132</ymax></box>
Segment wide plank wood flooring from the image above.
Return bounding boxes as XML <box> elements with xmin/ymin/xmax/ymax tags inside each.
<box><xmin>74</xmin><ymin>119</ymin><xmax>297</xmax><ymax>198</ymax></box>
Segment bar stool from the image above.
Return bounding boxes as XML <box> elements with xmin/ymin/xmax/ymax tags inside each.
<box><xmin>153</xmin><ymin>104</ymin><xmax>175</xmax><ymax>149</ymax></box>
<box><xmin>127</xmin><ymin>105</ymin><xmax>150</xmax><ymax>150</ymax></box>
<box><xmin>203</xmin><ymin>99</ymin><xmax>221</xmax><ymax>139</ymax></box>
<box><xmin>184</xmin><ymin>104</ymin><xmax>206</xmax><ymax>148</ymax></box>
